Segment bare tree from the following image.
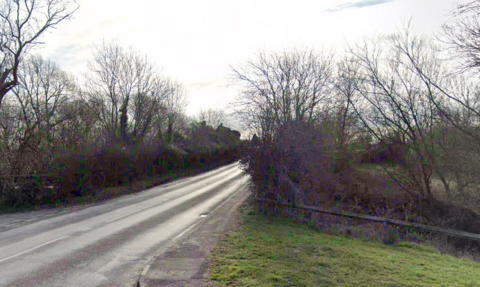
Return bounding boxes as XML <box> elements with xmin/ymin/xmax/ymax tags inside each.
<box><xmin>13</xmin><ymin>54</ymin><xmax>75</xmax><ymax>147</ymax></box>
<box><xmin>0</xmin><ymin>55</ymin><xmax>74</xmax><ymax>180</ymax></box>
<box><xmin>431</xmin><ymin>77</ymin><xmax>480</xmax><ymax>200</ymax></box>
<box><xmin>0</xmin><ymin>97</ymin><xmax>25</xmax><ymax>170</ymax></box>
<box><xmin>195</xmin><ymin>107</ymin><xmax>228</xmax><ymax>129</ymax></box>
<box><xmin>435</xmin><ymin>123</ymin><xmax>480</xmax><ymax>200</ymax></box>
<box><xmin>55</xmin><ymin>97</ymin><xmax>99</xmax><ymax>148</ymax></box>
<box><xmin>230</xmin><ymin>48</ymin><xmax>335</xmax><ymax>140</ymax></box>
<box><xmin>162</xmin><ymin>78</ymin><xmax>188</xmax><ymax>145</ymax></box>
<box><xmin>81</xmin><ymin>41</ymin><xmax>169</xmax><ymax>147</ymax></box>
<box><xmin>398</xmin><ymin>7</ymin><xmax>480</xmax><ymax>201</ymax></box>
<box><xmin>326</xmin><ymin>57</ymin><xmax>366</xmax><ymax>170</ymax></box>
<box><xmin>0</xmin><ymin>0</ymin><xmax>78</xmax><ymax>108</ymax></box>
<box><xmin>427</xmin><ymin>1</ymin><xmax>480</xmax><ymax>143</ymax></box>
<box><xmin>440</xmin><ymin>0</ymin><xmax>480</xmax><ymax>74</ymax></box>
<box><xmin>347</xmin><ymin>25</ymin><xmax>450</xmax><ymax>199</ymax></box>
<box><xmin>128</xmin><ymin>91</ymin><xmax>163</xmax><ymax>144</ymax></box>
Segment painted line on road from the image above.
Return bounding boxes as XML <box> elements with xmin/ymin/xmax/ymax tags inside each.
<box><xmin>137</xmin><ymin>177</ymin><xmax>248</xmax><ymax>286</ymax></box>
<box><xmin>140</xmin><ymin>264</ymin><xmax>151</xmax><ymax>276</ymax></box>
<box><xmin>4</xmin><ymin>220</ymin><xmax>24</xmax><ymax>226</ymax></box>
<box><xmin>3</xmin><ymin>210</ymin><xmax>70</xmax><ymax>227</ymax></box>
<box><xmin>0</xmin><ymin>235</ymin><xmax>70</xmax><ymax>263</ymax></box>
<box><xmin>172</xmin><ymin>222</ymin><xmax>199</xmax><ymax>242</ymax></box>
<box><xmin>105</xmin><ymin>172</ymin><xmax>241</xmax><ymax>224</ymax></box>
<box><xmin>171</xmin><ymin>178</ymin><xmax>249</xmax><ymax>243</ymax></box>
<box><xmin>136</xmin><ymin>221</ymin><xmax>201</xmax><ymax>281</ymax></box>
<box><xmin>105</xmin><ymin>200</ymin><xmax>167</xmax><ymax>223</ymax></box>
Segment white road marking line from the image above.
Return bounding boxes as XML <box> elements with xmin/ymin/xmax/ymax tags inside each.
<box><xmin>172</xmin><ymin>222</ymin><xmax>199</xmax><ymax>242</ymax></box>
<box><xmin>105</xmin><ymin>200</ymin><xmax>166</xmax><ymax>223</ymax></box>
<box><xmin>105</xmin><ymin>175</ymin><xmax>231</xmax><ymax>223</ymax></box>
<box><xmin>106</xmin><ymin>170</ymin><xmax>240</xmax><ymax>223</ymax></box>
<box><xmin>5</xmin><ymin>220</ymin><xmax>24</xmax><ymax>226</ymax></box>
<box><xmin>141</xmin><ymin>264</ymin><xmax>151</xmax><ymax>276</ymax></box>
<box><xmin>167</xmin><ymin>178</ymin><xmax>246</xmax><ymax>244</ymax></box>
<box><xmin>0</xmin><ymin>236</ymin><xmax>69</xmax><ymax>263</ymax></box>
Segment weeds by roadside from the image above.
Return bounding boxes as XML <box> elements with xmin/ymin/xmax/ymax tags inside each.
<box><xmin>207</xmin><ymin>200</ymin><xmax>480</xmax><ymax>287</ymax></box>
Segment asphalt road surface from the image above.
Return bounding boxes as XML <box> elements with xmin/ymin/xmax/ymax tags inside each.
<box><xmin>0</xmin><ymin>162</ymin><xmax>248</xmax><ymax>287</ymax></box>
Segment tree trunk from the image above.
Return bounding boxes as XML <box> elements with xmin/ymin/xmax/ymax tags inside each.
<box><xmin>166</xmin><ymin>118</ymin><xmax>173</xmax><ymax>144</ymax></box>
<box><xmin>435</xmin><ymin>168</ymin><xmax>452</xmax><ymax>199</ymax></box>
<box><xmin>120</xmin><ymin>105</ymin><xmax>128</xmax><ymax>147</ymax></box>
<box><xmin>421</xmin><ymin>164</ymin><xmax>433</xmax><ymax>199</ymax></box>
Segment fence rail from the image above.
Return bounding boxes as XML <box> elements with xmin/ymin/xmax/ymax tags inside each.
<box><xmin>255</xmin><ymin>197</ymin><xmax>480</xmax><ymax>242</ymax></box>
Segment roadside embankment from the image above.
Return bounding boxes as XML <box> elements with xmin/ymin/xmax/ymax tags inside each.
<box><xmin>205</xmin><ymin>197</ymin><xmax>480</xmax><ymax>287</ymax></box>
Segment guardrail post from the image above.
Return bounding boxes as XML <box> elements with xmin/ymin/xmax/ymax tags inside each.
<box><xmin>383</xmin><ymin>221</ymin><xmax>393</xmax><ymax>245</ymax></box>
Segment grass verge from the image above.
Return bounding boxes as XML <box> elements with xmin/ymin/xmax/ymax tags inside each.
<box><xmin>206</xmin><ymin>200</ymin><xmax>480</xmax><ymax>287</ymax></box>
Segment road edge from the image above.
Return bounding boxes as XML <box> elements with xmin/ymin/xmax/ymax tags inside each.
<box><xmin>136</xmin><ymin>178</ymin><xmax>252</xmax><ymax>287</ymax></box>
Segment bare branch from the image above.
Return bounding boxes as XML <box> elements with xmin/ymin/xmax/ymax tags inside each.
<box><xmin>0</xmin><ymin>0</ymin><xmax>78</xmax><ymax>108</ymax></box>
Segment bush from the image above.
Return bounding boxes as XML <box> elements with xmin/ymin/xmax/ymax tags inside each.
<box><xmin>0</xmin><ymin>120</ymin><xmax>243</xmax><ymax>208</ymax></box>
<box><xmin>242</xmin><ymin>121</ymin><xmax>342</xmax><ymax>206</ymax></box>
<box><xmin>0</xmin><ymin>177</ymin><xmax>40</xmax><ymax>207</ymax></box>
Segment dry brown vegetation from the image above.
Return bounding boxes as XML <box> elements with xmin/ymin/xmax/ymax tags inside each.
<box><xmin>233</xmin><ymin>2</ymin><xmax>480</xmax><ymax>261</ymax></box>
<box><xmin>0</xmin><ymin>114</ymin><xmax>244</xmax><ymax>210</ymax></box>
<box><xmin>0</xmin><ymin>23</ymin><xmax>244</xmax><ymax>210</ymax></box>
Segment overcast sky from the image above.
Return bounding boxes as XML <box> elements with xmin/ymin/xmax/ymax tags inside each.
<box><xmin>36</xmin><ymin>0</ymin><xmax>467</xmax><ymax>117</ymax></box>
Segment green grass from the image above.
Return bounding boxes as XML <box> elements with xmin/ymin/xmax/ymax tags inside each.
<box><xmin>207</xmin><ymin>202</ymin><xmax>480</xmax><ymax>287</ymax></box>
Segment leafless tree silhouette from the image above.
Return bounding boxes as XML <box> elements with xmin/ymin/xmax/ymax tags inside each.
<box><xmin>0</xmin><ymin>0</ymin><xmax>78</xmax><ymax>108</ymax></box>
<box><xmin>161</xmin><ymin>78</ymin><xmax>188</xmax><ymax>145</ymax></box>
<box><xmin>195</xmin><ymin>107</ymin><xmax>228</xmax><ymax>129</ymax></box>
<box><xmin>441</xmin><ymin>0</ymin><xmax>480</xmax><ymax>74</ymax></box>
<box><xmin>230</xmin><ymin>48</ymin><xmax>335</xmax><ymax>140</ymax></box>
<box><xmin>81</xmin><ymin>41</ymin><xmax>171</xmax><ymax>147</ymax></box>
<box><xmin>347</xmin><ymin>25</ymin><xmax>450</xmax><ymax>199</ymax></box>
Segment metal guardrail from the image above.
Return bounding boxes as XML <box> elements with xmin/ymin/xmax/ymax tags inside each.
<box><xmin>255</xmin><ymin>197</ymin><xmax>480</xmax><ymax>242</ymax></box>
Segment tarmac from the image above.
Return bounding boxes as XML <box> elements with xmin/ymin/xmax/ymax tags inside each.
<box><xmin>136</xmin><ymin>182</ymin><xmax>251</xmax><ymax>287</ymax></box>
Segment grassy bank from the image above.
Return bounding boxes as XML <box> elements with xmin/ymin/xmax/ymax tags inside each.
<box><xmin>206</xmin><ymin>199</ymin><xmax>480</xmax><ymax>287</ymax></box>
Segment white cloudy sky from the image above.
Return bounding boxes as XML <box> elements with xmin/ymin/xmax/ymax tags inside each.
<box><xmin>35</xmin><ymin>0</ymin><xmax>467</xmax><ymax>117</ymax></box>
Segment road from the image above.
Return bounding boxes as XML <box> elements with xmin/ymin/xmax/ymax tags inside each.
<box><xmin>0</xmin><ymin>162</ymin><xmax>248</xmax><ymax>287</ymax></box>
